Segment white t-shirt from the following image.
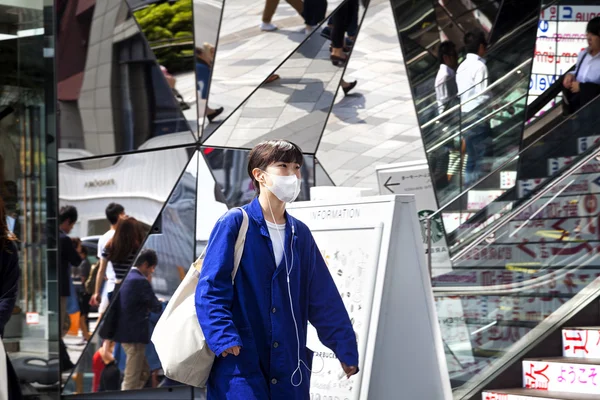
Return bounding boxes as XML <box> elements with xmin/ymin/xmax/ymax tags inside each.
<box><xmin>98</xmin><ymin>229</ymin><xmax>116</xmax><ymax>292</ymax></box>
<box><xmin>266</xmin><ymin>220</ymin><xmax>286</xmax><ymax>267</ymax></box>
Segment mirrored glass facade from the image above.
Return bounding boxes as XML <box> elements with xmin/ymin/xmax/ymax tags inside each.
<box><xmin>4</xmin><ymin>0</ymin><xmax>588</xmax><ymax>398</ymax></box>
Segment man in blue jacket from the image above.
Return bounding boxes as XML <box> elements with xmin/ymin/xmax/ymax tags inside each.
<box><xmin>113</xmin><ymin>249</ymin><xmax>162</xmax><ymax>390</ymax></box>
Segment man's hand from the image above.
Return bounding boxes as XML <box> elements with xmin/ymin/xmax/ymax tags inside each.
<box><xmin>563</xmin><ymin>73</ymin><xmax>575</xmax><ymax>89</ymax></box>
<box><xmin>571</xmin><ymin>80</ymin><xmax>581</xmax><ymax>93</ymax></box>
<box><xmin>221</xmin><ymin>346</ymin><xmax>241</xmax><ymax>357</ymax></box>
<box><xmin>341</xmin><ymin>362</ymin><xmax>358</xmax><ymax>379</ymax></box>
<box><xmin>89</xmin><ymin>293</ymin><xmax>101</xmax><ymax>307</ymax></box>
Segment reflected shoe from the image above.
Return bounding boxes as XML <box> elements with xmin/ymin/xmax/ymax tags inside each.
<box><xmin>260</xmin><ymin>22</ymin><xmax>278</xmax><ymax>31</ymax></box>
<box><xmin>207</xmin><ymin>107</ymin><xmax>224</xmax><ymax>123</ymax></box>
<box><xmin>320</xmin><ymin>26</ymin><xmax>332</xmax><ymax>40</ymax></box>
<box><xmin>305</xmin><ymin>25</ymin><xmax>317</xmax><ymax>35</ymax></box>
<box><xmin>330</xmin><ymin>54</ymin><xmax>347</xmax><ymax>66</ymax></box>
<box><xmin>342</xmin><ymin>80</ymin><xmax>357</xmax><ymax>96</ymax></box>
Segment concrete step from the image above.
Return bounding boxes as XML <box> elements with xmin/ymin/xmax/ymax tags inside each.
<box><xmin>483</xmin><ymin>388</ymin><xmax>600</xmax><ymax>399</ymax></box>
<box><xmin>523</xmin><ymin>357</ymin><xmax>600</xmax><ymax>395</ymax></box>
<box><xmin>562</xmin><ymin>327</ymin><xmax>600</xmax><ymax>358</ymax></box>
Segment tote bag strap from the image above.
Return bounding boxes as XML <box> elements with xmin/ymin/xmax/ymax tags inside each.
<box><xmin>231</xmin><ymin>208</ymin><xmax>249</xmax><ymax>284</ymax></box>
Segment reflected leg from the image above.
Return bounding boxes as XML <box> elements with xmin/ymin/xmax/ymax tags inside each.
<box><xmin>285</xmin><ymin>0</ymin><xmax>304</xmax><ymax>15</ymax></box>
<box><xmin>121</xmin><ymin>343</ymin><xmax>148</xmax><ymax>390</ymax></box>
<box><xmin>262</xmin><ymin>0</ymin><xmax>281</xmax><ymax>23</ymax></box>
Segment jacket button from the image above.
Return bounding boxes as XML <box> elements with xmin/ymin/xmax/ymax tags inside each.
<box><xmin>272</xmin><ymin>307</ymin><xmax>276</xmax><ymax>313</ymax></box>
<box><xmin>271</xmin><ymin>378</ymin><xmax>278</xmax><ymax>384</ymax></box>
<box><xmin>273</xmin><ymin>342</ymin><xmax>279</xmax><ymax>348</ymax></box>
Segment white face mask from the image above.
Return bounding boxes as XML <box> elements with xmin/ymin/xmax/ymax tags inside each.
<box><xmin>263</xmin><ymin>172</ymin><xmax>301</xmax><ymax>203</ymax></box>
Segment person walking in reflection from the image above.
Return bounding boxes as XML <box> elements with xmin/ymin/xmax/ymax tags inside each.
<box><xmin>71</xmin><ymin>238</ymin><xmax>91</xmax><ymax>342</ymax></box>
<box><xmin>196</xmin><ymin>140</ymin><xmax>358</xmax><ymax>399</ymax></box>
<box><xmin>329</xmin><ymin>0</ymin><xmax>359</xmax><ymax>67</ymax></box>
<box><xmin>113</xmin><ymin>249</ymin><xmax>162</xmax><ymax>391</ymax></box>
<box><xmin>196</xmin><ymin>44</ymin><xmax>224</xmax><ymax>123</ymax></box>
<box><xmin>435</xmin><ymin>41</ymin><xmax>459</xmax><ymax>115</ymax></box>
<box><xmin>562</xmin><ymin>17</ymin><xmax>600</xmax><ymax>115</ymax></box>
<box><xmin>91</xmin><ymin>216</ymin><xmax>145</xmax><ymax>306</ymax></box>
<box><xmin>0</xmin><ymin>196</ymin><xmax>23</xmax><ymax>400</ymax></box>
<box><xmin>58</xmin><ymin>205</ymin><xmax>81</xmax><ymax>371</ymax></box>
<box><xmin>94</xmin><ymin>203</ymin><xmax>125</xmax><ymax>321</ymax></box>
<box><xmin>456</xmin><ymin>29</ymin><xmax>492</xmax><ymax>186</ymax></box>
<box><xmin>260</xmin><ymin>0</ymin><xmax>303</xmax><ymax>32</ymax></box>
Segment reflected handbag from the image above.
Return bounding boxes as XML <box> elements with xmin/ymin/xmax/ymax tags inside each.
<box><xmin>151</xmin><ymin>208</ymin><xmax>248</xmax><ymax>388</ymax></box>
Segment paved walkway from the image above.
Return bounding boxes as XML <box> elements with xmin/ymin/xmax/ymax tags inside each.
<box><xmin>316</xmin><ymin>0</ymin><xmax>424</xmax><ymax>192</ymax></box>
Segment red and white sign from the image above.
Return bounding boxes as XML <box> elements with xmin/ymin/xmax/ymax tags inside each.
<box><xmin>563</xmin><ymin>328</ymin><xmax>600</xmax><ymax>358</ymax></box>
<box><xmin>26</xmin><ymin>312</ymin><xmax>39</xmax><ymax>325</ymax></box>
<box><xmin>578</xmin><ymin>135</ymin><xmax>600</xmax><ymax>154</ymax></box>
<box><xmin>507</xmin><ymin>216</ymin><xmax>600</xmax><ymax>242</ymax></box>
<box><xmin>514</xmin><ymin>194</ymin><xmax>599</xmax><ymax>221</ymax></box>
<box><xmin>548</xmin><ymin>156</ymin><xmax>600</xmax><ymax>175</ymax></box>
<box><xmin>500</xmin><ymin>171</ymin><xmax>517</xmax><ymax>190</ymax></box>
<box><xmin>518</xmin><ymin>174</ymin><xmax>598</xmax><ymax>199</ymax></box>
<box><xmin>482</xmin><ymin>391</ymin><xmax>562</xmax><ymax>400</ymax></box>
<box><xmin>467</xmin><ymin>190</ymin><xmax>505</xmax><ymax>211</ymax></box>
<box><xmin>523</xmin><ymin>359</ymin><xmax>600</xmax><ymax>395</ymax></box>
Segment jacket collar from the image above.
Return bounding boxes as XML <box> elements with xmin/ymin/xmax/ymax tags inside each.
<box><xmin>247</xmin><ymin>197</ymin><xmax>293</xmax><ymax>238</ymax></box>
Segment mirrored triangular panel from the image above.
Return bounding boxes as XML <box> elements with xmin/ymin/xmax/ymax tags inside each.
<box><xmin>315</xmin><ymin>158</ymin><xmax>335</xmax><ymax>186</ymax></box>
<box><xmin>203</xmin><ymin>146</ymin><xmax>315</xmax><ymax>207</ymax></box>
<box><xmin>196</xmin><ymin>149</ymin><xmax>229</xmax><ymax>258</ymax></box>
<box><xmin>56</xmin><ymin>0</ymin><xmax>196</xmax><ymax>161</ymax></box>
<box><xmin>193</xmin><ymin>0</ymin><xmax>226</xmax><ymax>137</ymax></box>
<box><xmin>201</xmin><ymin>0</ymin><xmax>351</xmax><ymax>140</ymax></box>
<box><xmin>127</xmin><ymin>0</ymin><xmax>200</xmax><ymax>137</ymax></box>
<box><xmin>203</xmin><ymin>0</ymin><xmax>370</xmax><ymax>153</ymax></box>
<box><xmin>58</xmin><ymin>145</ymin><xmax>196</xmax><ymax>390</ymax></box>
<box><xmin>316</xmin><ymin>0</ymin><xmax>421</xmax><ymax>191</ymax></box>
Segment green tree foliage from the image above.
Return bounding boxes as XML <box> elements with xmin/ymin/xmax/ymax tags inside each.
<box><xmin>134</xmin><ymin>0</ymin><xmax>193</xmax><ymax>73</ymax></box>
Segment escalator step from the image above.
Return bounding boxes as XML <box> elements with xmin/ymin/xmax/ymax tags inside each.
<box><xmin>483</xmin><ymin>388</ymin><xmax>600</xmax><ymax>399</ymax></box>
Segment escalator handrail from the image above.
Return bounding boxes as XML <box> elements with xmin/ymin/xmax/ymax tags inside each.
<box><xmin>433</xmin><ymin>94</ymin><xmax>600</xmax><ymax>263</ymax></box>
<box><xmin>426</xmin><ymin>92</ymin><xmax>527</xmax><ymax>153</ymax></box>
<box><xmin>525</xmin><ymin>66</ymin><xmax>574</xmax><ymax>121</ymax></box>
<box><xmin>421</xmin><ymin>58</ymin><xmax>532</xmax><ymax>130</ymax></box>
<box><xmin>428</xmin><ymin>89</ymin><xmax>600</xmax><ymax>223</ymax></box>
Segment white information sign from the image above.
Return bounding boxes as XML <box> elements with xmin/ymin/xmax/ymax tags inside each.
<box><xmin>288</xmin><ymin>195</ymin><xmax>452</xmax><ymax>400</ymax></box>
<box><xmin>375</xmin><ymin>161</ymin><xmax>452</xmax><ymax>277</ymax></box>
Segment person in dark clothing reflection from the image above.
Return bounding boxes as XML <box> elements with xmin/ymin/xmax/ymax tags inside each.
<box><xmin>58</xmin><ymin>205</ymin><xmax>81</xmax><ymax>371</ymax></box>
<box><xmin>113</xmin><ymin>249</ymin><xmax>162</xmax><ymax>391</ymax></box>
<box><xmin>0</xmin><ymin>196</ymin><xmax>23</xmax><ymax>400</ymax></box>
<box><xmin>563</xmin><ymin>17</ymin><xmax>600</xmax><ymax>115</ymax></box>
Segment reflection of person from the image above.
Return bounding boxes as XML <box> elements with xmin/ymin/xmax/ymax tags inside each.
<box><xmin>0</xmin><ymin>196</ymin><xmax>23</xmax><ymax>400</ymax></box>
<box><xmin>92</xmin><ymin>340</ymin><xmax>115</xmax><ymax>392</ymax></box>
<box><xmin>329</xmin><ymin>0</ymin><xmax>358</xmax><ymax>67</ymax></box>
<box><xmin>95</xmin><ymin>203</ymin><xmax>125</xmax><ymax>320</ymax></box>
<box><xmin>456</xmin><ymin>29</ymin><xmax>492</xmax><ymax>186</ymax></box>
<box><xmin>91</xmin><ymin>216</ymin><xmax>145</xmax><ymax>306</ymax></box>
<box><xmin>435</xmin><ymin>41</ymin><xmax>459</xmax><ymax>115</ymax></box>
<box><xmin>196</xmin><ymin>44</ymin><xmax>223</xmax><ymax>123</ymax></box>
<box><xmin>59</xmin><ymin>206</ymin><xmax>81</xmax><ymax>371</ymax></box>
<box><xmin>563</xmin><ymin>17</ymin><xmax>600</xmax><ymax>115</ymax></box>
<box><xmin>113</xmin><ymin>249</ymin><xmax>162</xmax><ymax>390</ymax></box>
<box><xmin>260</xmin><ymin>0</ymin><xmax>303</xmax><ymax>31</ymax></box>
<box><xmin>196</xmin><ymin>140</ymin><xmax>358</xmax><ymax>399</ymax></box>
<box><xmin>71</xmin><ymin>238</ymin><xmax>91</xmax><ymax>341</ymax></box>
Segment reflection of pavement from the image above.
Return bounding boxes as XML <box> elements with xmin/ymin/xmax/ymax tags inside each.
<box><xmin>317</xmin><ymin>0</ymin><xmax>424</xmax><ymax>191</ymax></box>
<box><xmin>205</xmin><ymin>0</ymin><xmax>343</xmax><ymax>139</ymax></box>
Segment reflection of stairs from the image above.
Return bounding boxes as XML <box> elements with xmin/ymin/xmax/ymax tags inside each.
<box><xmin>483</xmin><ymin>327</ymin><xmax>600</xmax><ymax>399</ymax></box>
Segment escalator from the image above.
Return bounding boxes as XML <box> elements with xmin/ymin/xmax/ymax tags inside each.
<box><xmin>426</xmin><ymin>91</ymin><xmax>600</xmax><ymax>396</ymax></box>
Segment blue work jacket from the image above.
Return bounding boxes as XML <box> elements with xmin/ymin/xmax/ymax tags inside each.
<box><xmin>196</xmin><ymin>198</ymin><xmax>358</xmax><ymax>399</ymax></box>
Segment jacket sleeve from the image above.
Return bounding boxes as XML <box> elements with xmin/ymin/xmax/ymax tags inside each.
<box><xmin>139</xmin><ymin>278</ymin><xmax>162</xmax><ymax>314</ymax></box>
<box><xmin>307</xmin><ymin>234</ymin><xmax>359</xmax><ymax>368</ymax></box>
<box><xmin>195</xmin><ymin>209</ymin><xmax>243</xmax><ymax>357</ymax></box>
<box><xmin>61</xmin><ymin>235</ymin><xmax>81</xmax><ymax>267</ymax></box>
<box><xmin>0</xmin><ymin>248</ymin><xmax>19</xmax><ymax>337</ymax></box>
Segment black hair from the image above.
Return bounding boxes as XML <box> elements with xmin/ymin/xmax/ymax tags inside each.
<box><xmin>464</xmin><ymin>29</ymin><xmax>487</xmax><ymax>55</ymax></box>
<box><xmin>438</xmin><ymin>41</ymin><xmax>457</xmax><ymax>64</ymax></box>
<box><xmin>59</xmin><ymin>205</ymin><xmax>78</xmax><ymax>225</ymax></box>
<box><xmin>105</xmin><ymin>203</ymin><xmax>124</xmax><ymax>225</ymax></box>
<box><xmin>247</xmin><ymin>140</ymin><xmax>304</xmax><ymax>194</ymax></box>
<box><xmin>135</xmin><ymin>248</ymin><xmax>158</xmax><ymax>268</ymax></box>
<box><xmin>587</xmin><ymin>17</ymin><xmax>600</xmax><ymax>36</ymax></box>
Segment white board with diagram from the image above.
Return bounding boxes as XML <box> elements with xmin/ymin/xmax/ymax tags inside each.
<box><xmin>306</xmin><ymin>224</ymin><xmax>382</xmax><ymax>400</ymax></box>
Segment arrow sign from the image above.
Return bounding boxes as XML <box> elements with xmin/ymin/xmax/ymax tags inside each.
<box><xmin>383</xmin><ymin>176</ymin><xmax>400</xmax><ymax>193</ymax></box>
